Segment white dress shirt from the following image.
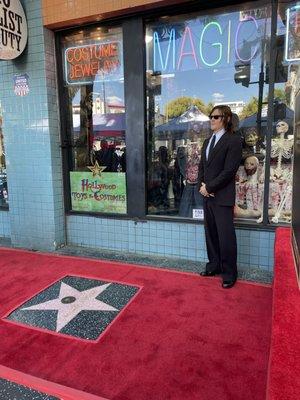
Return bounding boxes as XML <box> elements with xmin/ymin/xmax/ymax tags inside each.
<box><xmin>206</xmin><ymin>128</ymin><xmax>226</xmax><ymax>160</ymax></box>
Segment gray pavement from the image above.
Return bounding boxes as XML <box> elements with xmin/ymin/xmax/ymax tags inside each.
<box><xmin>0</xmin><ymin>237</ymin><xmax>273</xmax><ymax>284</ymax></box>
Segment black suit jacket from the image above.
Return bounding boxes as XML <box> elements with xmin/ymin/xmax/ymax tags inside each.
<box><xmin>198</xmin><ymin>132</ymin><xmax>242</xmax><ymax>206</ymax></box>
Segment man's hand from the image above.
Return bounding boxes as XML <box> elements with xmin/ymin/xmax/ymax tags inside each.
<box><xmin>200</xmin><ymin>183</ymin><xmax>214</xmax><ymax>197</ymax></box>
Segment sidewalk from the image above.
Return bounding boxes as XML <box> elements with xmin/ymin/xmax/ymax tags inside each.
<box><xmin>0</xmin><ymin>237</ymin><xmax>273</xmax><ymax>284</ymax></box>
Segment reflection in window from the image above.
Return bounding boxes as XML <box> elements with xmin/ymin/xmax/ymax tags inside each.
<box><xmin>267</xmin><ymin>1</ymin><xmax>299</xmax><ymax>224</ymax></box>
<box><xmin>0</xmin><ymin>103</ymin><xmax>8</xmax><ymax>208</ymax></box>
<box><xmin>146</xmin><ymin>3</ymin><xmax>272</xmax><ymax>221</ymax></box>
<box><xmin>61</xmin><ymin>27</ymin><xmax>127</xmax><ymax>214</ymax></box>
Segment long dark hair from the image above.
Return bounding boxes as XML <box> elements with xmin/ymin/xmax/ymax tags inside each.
<box><xmin>209</xmin><ymin>105</ymin><xmax>234</xmax><ymax>134</ymax></box>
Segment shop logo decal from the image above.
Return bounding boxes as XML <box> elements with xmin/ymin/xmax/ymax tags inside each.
<box><xmin>13</xmin><ymin>73</ymin><xmax>29</xmax><ymax>96</ymax></box>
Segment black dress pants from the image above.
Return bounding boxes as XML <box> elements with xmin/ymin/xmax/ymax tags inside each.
<box><xmin>203</xmin><ymin>198</ymin><xmax>237</xmax><ymax>281</ymax></box>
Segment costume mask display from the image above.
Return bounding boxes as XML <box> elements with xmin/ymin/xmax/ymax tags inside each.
<box><xmin>275</xmin><ymin>120</ymin><xmax>289</xmax><ymax>135</ymax></box>
<box><xmin>244</xmin><ymin>156</ymin><xmax>259</xmax><ymax>176</ymax></box>
<box><xmin>244</xmin><ymin>129</ymin><xmax>259</xmax><ymax>147</ymax></box>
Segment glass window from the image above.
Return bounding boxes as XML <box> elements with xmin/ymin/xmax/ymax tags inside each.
<box><xmin>0</xmin><ymin>102</ymin><xmax>8</xmax><ymax>208</ymax></box>
<box><xmin>145</xmin><ymin>2</ymin><xmax>272</xmax><ymax>221</ymax></box>
<box><xmin>61</xmin><ymin>26</ymin><xmax>127</xmax><ymax>214</ymax></box>
<box><xmin>267</xmin><ymin>1</ymin><xmax>300</xmax><ymax>224</ymax></box>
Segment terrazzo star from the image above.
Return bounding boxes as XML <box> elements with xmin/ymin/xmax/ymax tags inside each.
<box><xmin>21</xmin><ymin>282</ymin><xmax>118</xmax><ymax>332</ymax></box>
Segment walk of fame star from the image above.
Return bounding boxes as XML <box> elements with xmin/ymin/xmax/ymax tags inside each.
<box><xmin>21</xmin><ymin>282</ymin><xmax>118</xmax><ymax>332</ymax></box>
<box><xmin>87</xmin><ymin>161</ymin><xmax>106</xmax><ymax>177</ymax></box>
<box><xmin>6</xmin><ymin>276</ymin><xmax>140</xmax><ymax>340</ymax></box>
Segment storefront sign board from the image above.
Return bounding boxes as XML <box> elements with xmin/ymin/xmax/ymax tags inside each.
<box><xmin>0</xmin><ymin>0</ymin><xmax>28</xmax><ymax>60</ymax></box>
<box><xmin>152</xmin><ymin>16</ymin><xmax>261</xmax><ymax>73</ymax></box>
<box><xmin>70</xmin><ymin>171</ymin><xmax>127</xmax><ymax>213</ymax></box>
<box><xmin>65</xmin><ymin>41</ymin><xmax>123</xmax><ymax>85</ymax></box>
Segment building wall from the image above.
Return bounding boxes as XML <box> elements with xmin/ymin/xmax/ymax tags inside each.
<box><xmin>42</xmin><ymin>0</ymin><xmax>192</xmax><ymax>28</ymax></box>
<box><xmin>0</xmin><ymin>0</ymin><xmax>276</xmax><ymax>271</ymax></box>
<box><xmin>0</xmin><ymin>211</ymin><xmax>10</xmax><ymax>238</ymax></box>
<box><xmin>67</xmin><ymin>216</ymin><xmax>275</xmax><ymax>270</ymax></box>
<box><xmin>0</xmin><ymin>0</ymin><xmax>65</xmax><ymax>250</ymax></box>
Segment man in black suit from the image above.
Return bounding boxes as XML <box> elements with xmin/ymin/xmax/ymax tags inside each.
<box><xmin>198</xmin><ymin>105</ymin><xmax>242</xmax><ymax>288</ymax></box>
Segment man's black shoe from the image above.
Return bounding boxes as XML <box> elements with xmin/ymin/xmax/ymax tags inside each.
<box><xmin>222</xmin><ymin>279</ymin><xmax>236</xmax><ymax>289</ymax></box>
<box><xmin>200</xmin><ymin>270</ymin><xmax>219</xmax><ymax>277</ymax></box>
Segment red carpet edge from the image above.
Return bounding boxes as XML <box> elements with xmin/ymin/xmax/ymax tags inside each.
<box><xmin>0</xmin><ymin>365</ymin><xmax>107</xmax><ymax>400</ymax></box>
<box><xmin>266</xmin><ymin>227</ymin><xmax>300</xmax><ymax>400</ymax></box>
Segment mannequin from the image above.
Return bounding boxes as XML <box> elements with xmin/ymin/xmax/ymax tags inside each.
<box><xmin>270</xmin><ymin>120</ymin><xmax>293</xmax><ymax>179</ymax></box>
<box><xmin>158</xmin><ymin>146</ymin><xmax>170</xmax><ymax>208</ymax></box>
<box><xmin>242</xmin><ymin>127</ymin><xmax>265</xmax><ymax>161</ymax></box>
<box><xmin>269</xmin><ymin>120</ymin><xmax>293</xmax><ymax>223</ymax></box>
<box><xmin>235</xmin><ymin>155</ymin><xmax>262</xmax><ymax>218</ymax></box>
<box><xmin>94</xmin><ymin>140</ymin><xmax>119</xmax><ymax>172</ymax></box>
<box><xmin>179</xmin><ymin>140</ymin><xmax>203</xmax><ymax>217</ymax></box>
<box><xmin>148</xmin><ymin>150</ymin><xmax>167</xmax><ymax>210</ymax></box>
<box><xmin>271</xmin><ymin>169</ymin><xmax>292</xmax><ymax>223</ymax></box>
<box><xmin>173</xmin><ymin>146</ymin><xmax>187</xmax><ymax>208</ymax></box>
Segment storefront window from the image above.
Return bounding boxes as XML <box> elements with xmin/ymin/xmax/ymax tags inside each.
<box><xmin>0</xmin><ymin>102</ymin><xmax>8</xmax><ymax>208</ymax></box>
<box><xmin>146</xmin><ymin>2</ymin><xmax>272</xmax><ymax>221</ymax></box>
<box><xmin>267</xmin><ymin>1</ymin><xmax>300</xmax><ymax>223</ymax></box>
<box><xmin>61</xmin><ymin>26</ymin><xmax>127</xmax><ymax>214</ymax></box>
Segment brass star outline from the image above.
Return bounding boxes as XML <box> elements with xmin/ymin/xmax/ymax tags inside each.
<box><xmin>87</xmin><ymin>161</ymin><xmax>106</xmax><ymax>177</ymax></box>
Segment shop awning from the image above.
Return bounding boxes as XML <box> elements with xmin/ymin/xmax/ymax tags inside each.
<box><xmin>240</xmin><ymin>106</ymin><xmax>294</xmax><ymax>128</ymax></box>
<box><xmin>155</xmin><ymin>105</ymin><xmax>210</xmax><ymax>140</ymax></box>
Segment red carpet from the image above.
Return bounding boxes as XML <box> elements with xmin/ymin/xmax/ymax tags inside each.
<box><xmin>267</xmin><ymin>228</ymin><xmax>300</xmax><ymax>400</ymax></box>
<box><xmin>0</xmin><ymin>248</ymin><xmax>272</xmax><ymax>400</ymax></box>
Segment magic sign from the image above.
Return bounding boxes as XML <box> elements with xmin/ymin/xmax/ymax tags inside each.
<box><xmin>0</xmin><ymin>0</ymin><xmax>27</xmax><ymax>60</ymax></box>
<box><xmin>152</xmin><ymin>16</ymin><xmax>260</xmax><ymax>72</ymax></box>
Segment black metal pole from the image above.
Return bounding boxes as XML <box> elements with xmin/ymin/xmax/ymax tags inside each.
<box><xmin>256</xmin><ymin>70</ymin><xmax>265</xmax><ymax>150</ymax></box>
<box><xmin>262</xmin><ymin>0</ymin><xmax>278</xmax><ymax>225</ymax></box>
<box><xmin>123</xmin><ymin>17</ymin><xmax>147</xmax><ymax>218</ymax></box>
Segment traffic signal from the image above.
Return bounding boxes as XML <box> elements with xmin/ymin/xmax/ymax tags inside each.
<box><xmin>234</xmin><ymin>40</ymin><xmax>251</xmax><ymax>87</ymax></box>
<box><xmin>234</xmin><ymin>62</ymin><xmax>250</xmax><ymax>87</ymax></box>
<box><xmin>265</xmin><ymin>35</ymin><xmax>288</xmax><ymax>84</ymax></box>
<box><xmin>146</xmin><ymin>71</ymin><xmax>161</xmax><ymax>95</ymax></box>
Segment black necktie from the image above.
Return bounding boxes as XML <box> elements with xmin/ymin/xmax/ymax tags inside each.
<box><xmin>208</xmin><ymin>134</ymin><xmax>216</xmax><ymax>160</ymax></box>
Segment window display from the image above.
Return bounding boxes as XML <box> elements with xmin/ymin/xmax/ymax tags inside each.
<box><xmin>235</xmin><ymin>155</ymin><xmax>263</xmax><ymax>219</ymax></box>
<box><xmin>0</xmin><ymin>103</ymin><xmax>8</xmax><ymax>208</ymax></box>
<box><xmin>61</xmin><ymin>26</ymin><xmax>127</xmax><ymax>214</ymax></box>
<box><xmin>55</xmin><ymin>0</ymin><xmax>300</xmax><ymax>226</ymax></box>
<box><xmin>267</xmin><ymin>0</ymin><xmax>300</xmax><ymax>223</ymax></box>
<box><xmin>146</xmin><ymin>2</ymin><xmax>272</xmax><ymax>220</ymax></box>
<box><xmin>178</xmin><ymin>138</ymin><xmax>204</xmax><ymax>218</ymax></box>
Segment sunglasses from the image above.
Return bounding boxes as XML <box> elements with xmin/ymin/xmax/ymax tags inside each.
<box><xmin>209</xmin><ymin>115</ymin><xmax>223</xmax><ymax>120</ymax></box>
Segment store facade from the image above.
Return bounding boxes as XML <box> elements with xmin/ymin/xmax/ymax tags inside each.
<box><xmin>1</xmin><ymin>0</ymin><xmax>299</xmax><ymax>271</ymax></box>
